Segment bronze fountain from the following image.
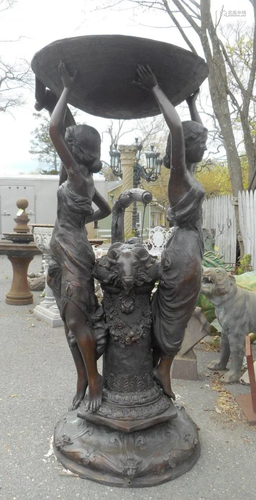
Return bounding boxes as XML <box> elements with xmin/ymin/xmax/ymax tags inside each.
<box><xmin>31</xmin><ymin>34</ymin><xmax>208</xmax><ymax>487</ymax></box>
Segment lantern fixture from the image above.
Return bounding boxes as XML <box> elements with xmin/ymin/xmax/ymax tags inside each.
<box><xmin>109</xmin><ymin>143</ymin><xmax>122</xmax><ymax>177</ymax></box>
<box><xmin>144</xmin><ymin>145</ymin><xmax>162</xmax><ymax>182</ymax></box>
<box><xmin>109</xmin><ymin>139</ymin><xmax>162</xmax><ymax>184</ymax></box>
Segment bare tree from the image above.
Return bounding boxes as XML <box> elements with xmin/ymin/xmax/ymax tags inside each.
<box><xmin>83</xmin><ymin>0</ymin><xmax>256</xmax><ymax>196</ymax></box>
<box><xmin>103</xmin><ymin>115</ymin><xmax>168</xmax><ymax>183</ymax></box>
<box><xmin>107</xmin><ymin>119</ymin><xmax>127</xmax><ymax>149</ymax></box>
<box><xmin>107</xmin><ymin>115</ymin><xmax>167</xmax><ymax>149</ymax></box>
<box><xmin>0</xmin><ymin>0</ymin><xmax>32</xmax><ymax>113</ymax></box>
<box><xmin>29</xmin><ymin>113</ymin><xmax>60</xmax><ymax>174</ymax></box>
<box><xmin>106</xmin><ymin>115</ymin><xmax>168</xmax><ymax>176</ymax></box>
<box><xmin>219</xmin><ymin>22</ymin><xmax>256</xmax><ymax>185</ymax></box>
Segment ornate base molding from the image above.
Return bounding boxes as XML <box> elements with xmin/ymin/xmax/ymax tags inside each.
<box><xmin>54</xmin><ymin>404</ymin><xmax>200</xmax><ymax>487</ymax></box>
<box><xmin>32</xmin><ymin>225</ymin><xmax>63</xmax><ymax>328</ymax></box>
<box><xmin>33</xmin><ymin>304</ymin><xmax>63</xmax><ymax>327</ymax></box>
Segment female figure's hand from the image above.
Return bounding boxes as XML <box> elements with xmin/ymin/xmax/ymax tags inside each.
<box><xmin>186</xmin><ymin>88</ymin><xmax>199</xmax><ymax>106</ymax></box>
<box><xmin>135</xmin><ymin>64</ymin><xmax>158</xmax><ymax>90</ymax></box>
<box><xmin>49</xmin><ymin>61</ymin><xmax>78</xmax><ymax>181</ymax></box>
<box><xmin>58</xmin><ymin>61</ymin><xmax>77</xmax><ymax>89</ymax></box>
<box><xmin>186</xmin><ymin>88</ymin><xmax>202</xmax><ymax>125</ymax></box>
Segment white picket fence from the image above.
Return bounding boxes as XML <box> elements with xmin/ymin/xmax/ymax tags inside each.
<box><xmin>238</xmin><ymin>190</ymin><xmax>256</xmax><ymax>271</ymax></box>
<box><xmin>202</xmin><ymin>195</ymin><xmax>237</xmax><ymax>267</ymax></box>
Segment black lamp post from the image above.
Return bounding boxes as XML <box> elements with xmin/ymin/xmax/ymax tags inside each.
<box><xmin>144</xmin><ymin>145</ymin><xmax>162</xmax><ymax>181</ymax></box>
<box><xmin>133</xmin><ymin>140</ymin><xmax>162</xmax><ymax>187</ymax></box>
<box><xmin>109</xmin><ymin>144</ymin><xmax>122</xmax><ymax>177</ymax></box>
<box><xmin>109</xmin><ymin>139</ymin><xmax>162</xmax><ymax>234</ymax></box>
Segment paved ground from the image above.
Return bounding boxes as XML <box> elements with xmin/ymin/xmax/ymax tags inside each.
<box><xmin>1</xmin><ymin>254</ymin><xmax>256</xmax><ymax>500</ymax></box>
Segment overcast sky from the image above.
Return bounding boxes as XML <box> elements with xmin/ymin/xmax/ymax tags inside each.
<box><xmin>0</xmin><ymin>0</ymin><xmax>253</xmax><ymax>175</ymax></box>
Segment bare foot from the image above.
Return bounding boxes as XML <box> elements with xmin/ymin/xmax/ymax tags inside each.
<box><xmin>84</xmin><ymin>374</ymin><xmax>103</xmax><ymax>412</ymax></box>
<box><xmin>69</xmin><ymin>374</ymin><xmax>88</xmax><ymax>411</ymax></box>
<box><xmin>154</xmin><ymin>367</ymin><xmax>175</xmax><ymax>400</ymax></box>
<box><xmin>69</xmin><ymin>381</ymin><xmax>88</xmax><ymax>411</ymax></box>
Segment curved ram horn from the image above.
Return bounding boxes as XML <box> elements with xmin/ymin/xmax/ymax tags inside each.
<box><xmin>107</xmin><ymin>244</ymin><xmax>122</xmax><ymax>266</ymax></box>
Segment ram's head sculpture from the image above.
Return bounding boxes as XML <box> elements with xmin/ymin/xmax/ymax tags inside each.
<box><xmin>94</xmin><ymin>241</ymin><xmax>159</xmax><ymax>292</ymax></box>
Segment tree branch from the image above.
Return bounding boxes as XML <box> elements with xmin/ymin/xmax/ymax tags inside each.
<box><xmin>179</xmin><ymin>0</ymin><xmax>200</xmax><ymax>19</ymax></box>
<box><xmin>218</xmin><ymin>39</ymin><xmax>246</xmax><ymax>95</ymax></box>
<box><xmin>0</xmin><ymin>0</ymin><xmax>16</xmax><ymax>14</ymax></box>
<box><xmin>162</xmin><ymin>0</ymin><xmax>197</xmax><ymax>53</ymax></box>
<box><xmin>171</xmin><ymin>0</ymin><xmax>202</xmax><ymax>36</ymax></box>
<box><xmin>245</xmin><ymin>2</ymin><xmax>256</xmax><ymax>113</ymax></box>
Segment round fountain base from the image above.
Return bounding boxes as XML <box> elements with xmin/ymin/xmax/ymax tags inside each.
<box><xmin>6</xmin><ymin>291</ymin><xmax>33</xmax><ymax>305</ymax></box>
<box><xmin>54</xmin><ymin>403</ymin><xmax>200</xmax><ymax>487</ymax></box>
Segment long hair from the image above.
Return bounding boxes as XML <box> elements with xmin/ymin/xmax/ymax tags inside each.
<box><xmin>65</xmin><ymin>124</ymin><xmax>102</xmax><ymax>172</ymax></box>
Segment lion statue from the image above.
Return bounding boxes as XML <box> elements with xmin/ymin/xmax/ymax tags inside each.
<box><xmin>201</xmin><ymin>267</ymin><xmax>256</xmax><ymax>383</ymax></box>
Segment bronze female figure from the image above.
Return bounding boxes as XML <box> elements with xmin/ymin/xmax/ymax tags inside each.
<box><xmin>136</xmin><ymin>65</ymin><xmax>207</xmax><ymax>399</ymax></box>
<box><xmin>47</xmin><ymin>62</ymin><xmax>111</xmax><ymax>412</ymax></box>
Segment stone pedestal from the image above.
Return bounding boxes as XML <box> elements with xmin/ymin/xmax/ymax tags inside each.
<box><xmin>119</xmin><ymin>145</ymin><xmax>137</xmax><ymax>237</ymax></box>
<box><xmin>0</xmin><ymin>199</ymin><xmax>42</xmax><ymax>305</ymax></box>
<box><xmin>0</xmin><ymin>245</ymin><xmax>41</xmax><ymax>306</ymax></box>
<box><xmin>0</xmin><ymin>242</ymin><xmax>41</xmax><ymax>305</ymax></box>
<box><xmin>172</xmin><ymin>350</ymin><xmax>198</xmax><ymax>381</ymax></box>
<box><xmin>6</xmin><ymin>254</ymin><xmax>34</xmax><ymax>305</ymax></box>
<box><xmin>172</xmin><ymin>307</ymin><xmax>210</xmax><ymax>381</ymax></box>
<box><xmin>32</xmin><ymin>225</ymin><xmax>63</xmax><ymax>328</ymax></box>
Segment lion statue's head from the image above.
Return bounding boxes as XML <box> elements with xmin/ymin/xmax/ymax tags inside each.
<box><xmin>201</xmin><ymin>268</ymin><xmax>236</xmax><ymax>304</ymax></box>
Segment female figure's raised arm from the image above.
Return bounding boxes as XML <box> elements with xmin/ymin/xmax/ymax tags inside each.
<box><xmin>35</xmin><ymin>76</ymin><xmax>76</xmax><ymax>186</ymax></box>
<box><xmin>49</xmin><ymin>62</ymin><xmax>78</xmax><ymax>178</ymax></box>
<box><xmin>186</xmin><ymin>89</ymin><xmax>203</xmax><ymax>125</ymax></box>
<box><xmin>135</xmin><ymin>65</ymin><xmax>186</xmax><ymax>178</ymax></box>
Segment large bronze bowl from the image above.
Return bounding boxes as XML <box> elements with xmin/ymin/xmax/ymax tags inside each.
<box><xmin>31</xmin><ymin>34</ymin><xmax>208</xmax><ymax>119</ymax></box>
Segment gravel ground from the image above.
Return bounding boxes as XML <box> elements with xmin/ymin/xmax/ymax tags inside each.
<box><xmin>1</xmin><ymin>254</ymin><xmax>256</xmax><ymax>500</ymax></box>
